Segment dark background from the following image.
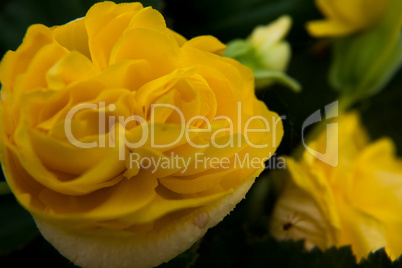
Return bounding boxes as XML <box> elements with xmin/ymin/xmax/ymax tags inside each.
<box><xmin>0</xmin><ymin>0</ymin><xmax>401</xmax><ymax>267</ymax></box>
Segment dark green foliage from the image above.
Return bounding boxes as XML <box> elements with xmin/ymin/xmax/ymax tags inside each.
<box><xmin>0</xmin><ymin>195</ymin><xmax>38</xmax><ymax>256</ymax></box>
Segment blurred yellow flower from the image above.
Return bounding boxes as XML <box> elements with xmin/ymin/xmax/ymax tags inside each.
<box><xmin>0</xmin><ymin>1</ymin><xmax>283</xmax><ymax>267</ymax></box>
<box><xmin>270</xmin><ymin>112</ymin><xmax>402</xmax><ymax>261</ymax></box>
<box><xmin>307</xmin><ymin>0</ymin><xmax>390</xmax><ymax>37</ymax></box>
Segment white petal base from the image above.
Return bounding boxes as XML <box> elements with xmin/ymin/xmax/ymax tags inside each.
<box><xmin>34</xmin><ymin>179</ymin><xmax>254</xmax><ymax>268</ymax></box>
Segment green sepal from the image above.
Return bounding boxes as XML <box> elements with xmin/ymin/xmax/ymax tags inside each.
<box><xmin>330</xmin><ymin>0</ymin><xmax>402</xmax><ymax>101</ymax></box>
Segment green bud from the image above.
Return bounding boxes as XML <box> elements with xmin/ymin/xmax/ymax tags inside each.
<box><xmin>330</xmin><ymin>0</ymin><xmax>402</xmax><ymax>103</ymax></box>
<box><xmin>224</xmin><ymin>16</ymin><xmax>301</xmax><ymax>92</ymax></box>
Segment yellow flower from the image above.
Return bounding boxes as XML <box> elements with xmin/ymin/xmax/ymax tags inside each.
<box><xmin>307</xmin><ymin>0</ymin><xmax>390</xmax><ymax>37</ymax></box>
<box><xmin>0</xmin><ymin>1</ymin><xmax>283</xmax><ymax>267</ymax></box>
<box><xmin>270</xmin><ymin>112</ymin><xmax>402</xmax><ymax>260</ymax></box>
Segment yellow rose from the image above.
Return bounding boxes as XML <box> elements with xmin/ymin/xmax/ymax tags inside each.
<box><xmin>224</xmin><ymin>16</ymin><xmax>300</xmax><ymax>91</ymax></box>
<box><xmin>307</xmin><ymin>0</ymin><xmax>390</xmax><ymax>37</ymax></box>
<box><xmin>248</xmin><ymin>16</ymin><xmax>292</xmax><ymax>74</ymax></box>
<box><xmin>0</xmin><ymin>1</ymin><xmax>283</xmax><ymax>267</ymax></box>
<box><xmin>270</xmin><ymin>112</ymin><xmax>402</xmax><ymax>260</ymax></box>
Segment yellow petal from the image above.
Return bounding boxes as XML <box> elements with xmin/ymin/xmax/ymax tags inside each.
<box><xmin>85</xmin><ymin>1</ymin><xmax>143</xmax><ymax>69</ymax></box>
<box><xmin>385</xmin><ymin>222</ymin><xmax>402</xmax><ymax>260</ymax></box>
<box><xmin>84</xmin><ymin>1</ymin><xmax>143</xmax><ymax>39</ymax></box>
<box><xmin>270</xmin><ymin>167</ymin><xmax>341</xmax><ymax>250</ymax></box>
<box><xmin>159</xmin><ymin>173</ymin><xmax>224</xmax><ymax>194</ymax></box>
<box><xmin>6</xmin><ymin>112</ymin><xmax>126</xmax><ymax>195</ymax></box>
<box><xmin>0</xmin><ymin>24</ymin><xmax>55</xmax><ymax>92</ymax></box>
<box><xmin>34</xmin><ymin>179</ymin><xmax>254</xmax><ymax>268</ymax></box>
<box><xmin>306</xmin><ymin>20</ymin><xmax>358</xmax><ymax>37</ymax></box>
<box><xmin>29</xmin><ymin>130</ymin><xmax>108</xmax><ymax>174</ymax></box>
<box><xmin>134</xmin><ymin>68</ymin><xmax>195</xmax><ymax>115</ymax></box>
<box><xmin>110</xmin><ymin>28</ymin><xmax>181</xmax><ymax>78</ymax></box>
<box><xmin>286</xmin><ymin>158</ymin><xmax>341</xmax><ymax>230</ymax></box>
<box><xmin>91</xmin><ymin>59</ymin><xmax>151</xmax><ymax>91</ymax></box>
<box><xmin>52</xmin><ymin>18</ymin><xmax>91</xmax><ymax>58</ymax></box>
<box><xmin>0</xmin><ymin>51</ymin><xmax>17</xmax><ymax>92</ymax></box>
<box><xmin>37</xmin><ymin>172</ymin><xmax>157</xmax><ymax>221</ymax></box>
<box><xmin>13</xmin><ymin>42</ymin><xmax>68</xmax><ymax>96</ymax></box>
<box><xmin>126</xmin><ymin>6</ymin><xmax>166</xmax><ymax>32</ymax></box>
<box><xmin>168</xmin><ymin>29</ymin><xmax>187</xmax><ymax>47</ymax></box>
<box><xmin>308</xmin><ymin>0</ymin><xmax>390</xmax><ymax>37</ymax></box>
<box><xmin>337</xmin><ymin>197</ymin><xmax>388</xmax><ymax>261</ymax></box>
<box><xmin>46</xmin><ymin>51</ymin><xmax>100</xmax><ymax>90</ymax></box>
<box><xmin>350</xmin><ymin>139</ymin><xmax>402</xmax><ymax>221</ymax></box>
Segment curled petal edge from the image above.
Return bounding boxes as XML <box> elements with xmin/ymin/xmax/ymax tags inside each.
<box><xmin>34</xmin><ymin>178</ymin><xmax>255</xmax><ymax>268</ymax></box>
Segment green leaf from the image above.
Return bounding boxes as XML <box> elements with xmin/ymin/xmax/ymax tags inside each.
<box><xmin>0</xmin><ymin>195</ymin><xmax>39</xmax><ymax>256</ymax></box>
<box><xmin>224</xmin><ymin>39</ymin><xmax>262</xmax><ymax>71</ymax></box>
<box><xmin>329</xmin><ymin>0</ymin><xmax>402</xmax><ymax>101</ymax></box>
<box><xmin>223</xmin><ymin>39</ymin><xmax>254</xmax><ymax>58</ymax></box>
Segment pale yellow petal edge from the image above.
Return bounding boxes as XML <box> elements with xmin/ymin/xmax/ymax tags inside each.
<box><xmin>34</xmin><ymin>178</ymin><xmax>255</xmax><ymax>268</ymax></box>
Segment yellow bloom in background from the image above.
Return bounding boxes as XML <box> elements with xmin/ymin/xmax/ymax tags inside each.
<box><xmin>0</xmin><ymin>1</ymin><xmax>283</xmax><ymax>267</ymax></box>
<box><xmin>307</xmin><ymin>0</ymin><xmax>390</xmax><ymax>37</ymax></box>
<box><xmin>270</xmin><ymin>112</ymin><xmax>402</xmax><ymax>261</ymax></box>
